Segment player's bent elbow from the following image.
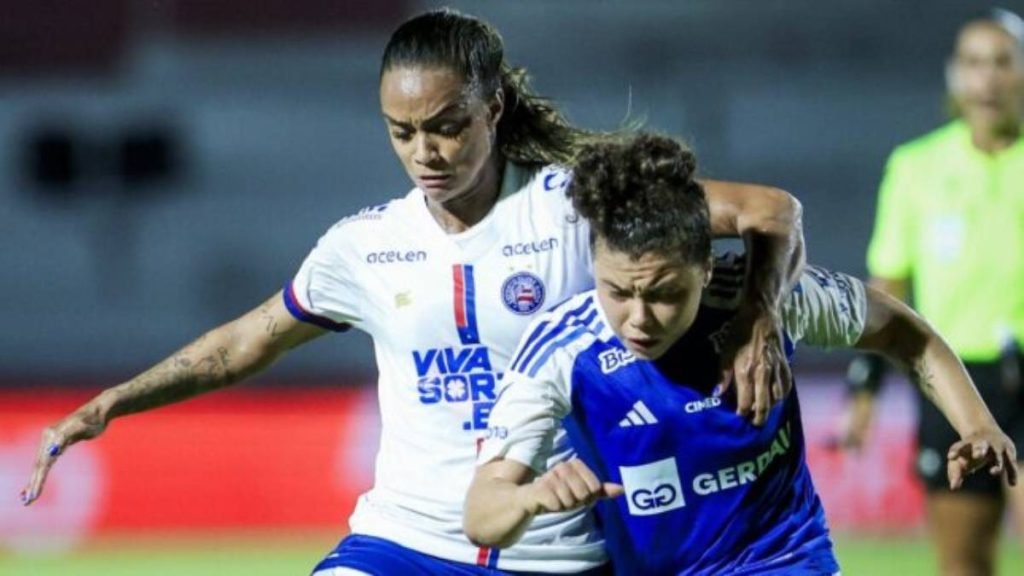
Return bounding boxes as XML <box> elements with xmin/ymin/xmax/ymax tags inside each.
<box><xmin>764</xmin><ymin>187</ymin><xmax>802</xmax><ymax>231</ymax></box>
<box><xmin>463</xmin><ymin>528</ymin><xmax>491</xmax><ymax>549</ymax></box>
<box><xmin>463</xmin><ymin>514</ymin><xmax>497</xmax><ymax>548</ymax></box>
<box><xmin>740</xmin><ymin>185</ymin><xmax>803</xmax><ymax>237</ymax></box>
<box><xmin>464</xmin><ymin>525</ymin><xmax>519</xmax><ymax>549</ymax></box>
<box><xmin>462</xmin><ymin>503</ymin><xmax>522</xmax><ymax>549</ymax></box>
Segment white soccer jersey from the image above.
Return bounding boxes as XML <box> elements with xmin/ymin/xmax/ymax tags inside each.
<box><xmin>286</xmin><ymin>163</ymin><xmax>606</xmax><ymax>571</ymax></box>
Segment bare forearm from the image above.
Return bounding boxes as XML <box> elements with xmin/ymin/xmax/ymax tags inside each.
<box><xmin>464</xmin><ymin>477</ymin><xmax>534</xmax><ymax>548</ymax></box>
<box><xmin>21</xmin><ymin>292</ymin><xmax>324</xmax><ymax>506</ymax></box>
<box><xmin>907</xmin><ymin>336</ymin><xmax>997</xmax><ymax>437</ymax></box>
<box><xmin>742</xmin><ymin>227</ymin><xmax>803</xmax><ymax>313</ymax></box>
<box><xmin>466</xmin><ymin>458</ymin><xmax>624</xmax><ymax>547</ymax></box>
<box><xmin>99</xmin><ymin>296</ymin><xmax>310</xmax><ymax>421</ymax></box>
<box><xmin>857</xmin><ymin>287</ymin><xmax>997</xmax><ymax>437</ymax></box>
<box><xmin>740</xmin><ymin>191</ymin><xmax>804</xmax><ymax>307</ymax></box>
<box><xmin>102</xmin><ymin>329</ymin><xmax>254</xmax><ymax>420</ymax></box>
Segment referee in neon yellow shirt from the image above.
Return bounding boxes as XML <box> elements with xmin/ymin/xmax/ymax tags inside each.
<box><xmin>842</xmin><ymin>9</ymin><xmax>1024</xmax><ymax>575</ymax></box>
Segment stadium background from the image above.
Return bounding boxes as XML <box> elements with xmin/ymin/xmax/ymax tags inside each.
<box><xmin>1</xmin><ymin>0</ymin><xmax>1021</xmax><ymax>574</ymax></box>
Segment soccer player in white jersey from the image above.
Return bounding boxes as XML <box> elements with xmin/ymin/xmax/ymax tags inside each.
<box><xmin>465</xmin><ymin>133</ymin><xmax>1019</xmax><ymax>575</ymax></box>
<box><xmin>24</xmin><ymin>10</ymin><xmax>806</xmax><ymax>576</ymax></box>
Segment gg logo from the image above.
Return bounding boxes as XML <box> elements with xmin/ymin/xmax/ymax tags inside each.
<box><xmin>630</xmin><ymin>483</ymin><xmax>678</xmax><ymax>510</ymax></box>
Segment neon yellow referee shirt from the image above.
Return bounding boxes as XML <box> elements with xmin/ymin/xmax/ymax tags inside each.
<box><xmin>868</xmin><ymin>120</ymin><xmax>1024</xmax><ymax>362</ymax></box>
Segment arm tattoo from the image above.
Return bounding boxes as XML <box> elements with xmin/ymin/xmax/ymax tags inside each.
<box><xmin>110</xmin><ymin>336</ymin><xmax>236</xmax><ymax>417</ymax></box>
<box><xmin>909</xmin><ymin>358</ymin><xmax>937</xmax><ymax>401</ymax></box>
<box><xmin>258</xmin><ymin>303</ymin><xmax>282</xmax><ymax>339</ymax></box>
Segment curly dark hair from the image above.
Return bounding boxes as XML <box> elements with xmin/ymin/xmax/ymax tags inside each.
<box><xmin>568</xmin><ymin>133</ymin><xmax>711</xmax><ymax>265</ymax></box>
<box><xmin>381</xmin><ymin>8</ymin><xmax>601</xmax><ymax>168</ymax></box>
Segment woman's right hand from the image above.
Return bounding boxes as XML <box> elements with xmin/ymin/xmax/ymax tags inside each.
<box><xmin>520</xmin><ymin>459</ymin><xmax>623</xmax><ymax>515</ymax></box>
<box><xmin>21</xmin><ymin>395</ymin><xmax>111</xmax><ymax>506</ymax></box>
<box><xmin>19</xmin><ymin>291</ymin><xmax>323</xmax><ymax>507</ymax></box>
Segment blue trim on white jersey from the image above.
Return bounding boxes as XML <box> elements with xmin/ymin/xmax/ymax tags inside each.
<box><xmin>510</xmin><ymin>296</ymin><xmax>596</xmax><ymax>374</ymax></box>
<box><xmin>282</xmin><ymin>282</ymin><xmax>350</xmax><ymax>332</ymax></box>
<box><xmin>525</xmin><ymin>324</ymin><xmax>592</xmax><ymax>378</ymax></box>
<box><xmin>514</xmin><ymin>298</ymin><xmax>605</xmax><ymax>378</ymax></box>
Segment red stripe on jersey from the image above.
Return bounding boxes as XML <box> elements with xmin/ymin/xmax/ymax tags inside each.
<box><xmin>476</xmin><ymin>546</ymin><xmax>490</xmax><ymax>566</ymax></box>
<box><xmin>453</xmin><ymin>265</ymin><xmax>467</xmax><ymax>327</ymax></box>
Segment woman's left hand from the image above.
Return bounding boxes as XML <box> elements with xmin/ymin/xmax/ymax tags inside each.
<box><xmin>719</xmin><ymin>305</ymin><xmax>791</xmax><ymax>426</ymax></box>
<box><xmin>947</xmin><ymin>428</ymin><xmax>1019</xmax><ymax>490</ymax></box>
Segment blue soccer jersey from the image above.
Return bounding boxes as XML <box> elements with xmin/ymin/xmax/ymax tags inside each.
<box><xmin>479</xmin><ymin>261</ymin><xmax>868</xmax><ymax>575</ymax></box>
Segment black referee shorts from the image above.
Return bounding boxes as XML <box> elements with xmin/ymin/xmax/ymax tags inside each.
<box><xmin>915</xmin><ymin>353</ymin><xmax>1024</xmax><ymax>497</ymax></box>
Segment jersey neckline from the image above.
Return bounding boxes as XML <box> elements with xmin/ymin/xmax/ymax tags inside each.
<box><xmin>410</xmin><ymin>162</ymin><xmax>534</xmax><ymax>244</ymax></box>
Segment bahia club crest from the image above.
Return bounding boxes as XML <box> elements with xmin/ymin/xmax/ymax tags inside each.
<box><xmin>501</xmin><ymin>271</ymin><xmax>546</xmax><ymax>315</ymax></box>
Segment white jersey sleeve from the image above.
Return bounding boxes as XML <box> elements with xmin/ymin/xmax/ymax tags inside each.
<box><xmin>782</xmin><ymin>265</ymin><xmax>868</xmax><ymax>348</ymax></box>
<box><xmin>478</xmin><ymin>326</ymin><xmax>574</xmax><ymax>473</ymax></box>
<box><xmin>286</xmin><ymin>210</ymin><xmax>380</xmax><ymax>331</ymax></box>
<box><xmin>477</xmin><ymin>291</ymin><xmax>602</xmax><ymax>474</ymax></box>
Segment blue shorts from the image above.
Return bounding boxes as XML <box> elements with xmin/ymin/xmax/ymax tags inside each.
<box><xmin>311</xmin><ymin>534</ymin><xmax>611</xmax><ymax>576</ymax></box>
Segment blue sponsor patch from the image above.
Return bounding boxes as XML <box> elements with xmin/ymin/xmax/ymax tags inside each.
<box><xmin>501</xmin><ymin>271</ymin><xmax>546</xmax><ymax>315</ymax></box>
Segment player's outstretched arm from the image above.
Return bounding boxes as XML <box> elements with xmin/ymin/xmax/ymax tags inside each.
<box><xmin>21</xmin><ymin>291</ymin><xmax>326</xmax><ymax>505</ymax></box>
<box><xmin>854</xmin><ymin>285</ymin><xmax>1018</xmax><ymax>489</ymax></box>
<box><xmin>837</xmin><ymin>276</ymin><xmax>910</xmax><ymax>450</ymax></box>
<box><xmin>702</xmin><ymin>181</ymin><xmax>805</xmax><ymax>425</ymax></box>
<box><xmin>464</xmin><ymin>457</ymin><xmax>623</xmax><ymax>549</ymax></box>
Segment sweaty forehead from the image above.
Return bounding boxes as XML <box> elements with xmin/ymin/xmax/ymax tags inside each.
<box><xmin>380</xmin><ymin>66</ymin><xmax>472</xmax><ymax>122</ymax></box>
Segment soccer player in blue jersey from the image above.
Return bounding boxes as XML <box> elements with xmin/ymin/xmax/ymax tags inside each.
<box><xmin>464</xmin><ymin>133</ymin><xmax>1019</xmax><ymax>575</ymax></box>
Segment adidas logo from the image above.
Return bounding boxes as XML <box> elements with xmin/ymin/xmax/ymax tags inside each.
<box><xmin>619</xmin><ymin>400</ymin><xmax>659</xmax><ymax>427</ymax></box>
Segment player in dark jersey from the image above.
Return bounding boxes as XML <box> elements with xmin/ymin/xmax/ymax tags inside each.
<box><xmin>464</xmin><ymin>133</ymin><xmax>1017</xmax><ymax>575</ymax></box>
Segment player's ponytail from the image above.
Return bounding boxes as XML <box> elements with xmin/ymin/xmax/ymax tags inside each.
<box><xmin>495</xmin><ymin>64</ymin><xmax>604</xmax><ymax>167</ymax></box>
<box><xmin>381</xmin><ymin>8</ymin><xmax>601</xmax><ymax>168</ymax></box>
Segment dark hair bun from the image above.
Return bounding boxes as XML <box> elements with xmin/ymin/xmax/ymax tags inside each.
<box><xmin>568</xmin><ymin>133</ymin><xmax>710</xmax><ymax>264</ymax></box>
<box><xmin>571</xmin><ymin>133</ymin><xmax>699</xmax><ymax>229</ymax></box>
